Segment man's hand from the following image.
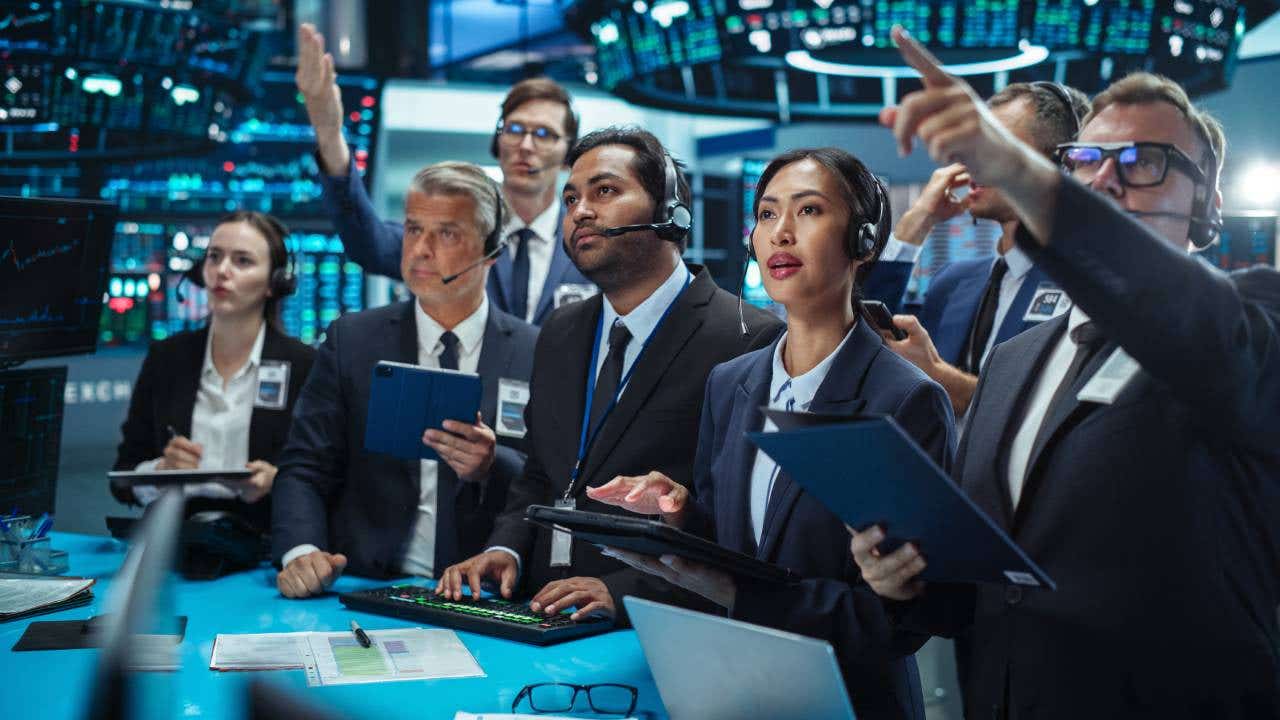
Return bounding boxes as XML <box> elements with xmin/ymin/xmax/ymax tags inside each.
<box><xmin>236</xmin><ymin>460</ymin><xmax>276</xmax><ymax>503</ymax></box>
<box><xmin>157</xmin><ymin>435</ymin><xmax>202</xmax><ymax>470</ymax></box>
<box><xmin>894</xmin><ymin>163</ymin><xmax>971</xmax><ymax>247</ymax></box>
<box><xmin>423</xmin><ymin>413</ymin><xmax>497</xmax><ymax>483</ymax></box>
<box><xmin>848</xmin><ymin>525</ymin><xmax>926</xmax><ymax>601</ymax></box>
<box><xmin>435</xmin><ymin>550</ymin><xmax>518</xmax><ymax>601</ymax></box>
<box><xmin>881</xmin><ymin>26</ymin><xmax>1059</xmax><ymax>242</ymax></box>
<box><xmin>529</xmin><ymin>577</ymin><xmax>615</xmax><ymax>621</ymax></box>
<box><xmin>294</xmin><ymin>23</ymin><xmax>350</xmax><ymax>175</ymax></box>
<box><xmin>585</xmin><ymin>471</ymin><xmax>689</xmax><ymax>527</ymax></box>
<box><xmin>602</xmin><ymin>548</ymin><xmax>736</xmax><ymax>609</ymax></box>
<box><xmin>879</xmin><ymin>315</ymin><xmax>978</xmax><ymax>416</ymax></box>
<box><xmin>277</xmin><ymin>550</ymin><xmax>348</xmax><ymax>599</ymax></box>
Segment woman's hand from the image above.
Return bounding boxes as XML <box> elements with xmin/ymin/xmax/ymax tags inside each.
<box><xmin>586</xmin><ymin>471</ymin><xmax>689</xmax><ymax>527</ymax></box>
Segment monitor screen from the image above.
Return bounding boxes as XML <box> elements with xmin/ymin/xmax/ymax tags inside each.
<box><xmin>1200</xmin><ymin>213</ymin><xmax>1277</xmax><ymax>271</ymax></box>
<box><xmin>0</xmin><ymin>196</ymin><xmax>117</xmax><ymax>362</ymax></box>
<box><xmin>0</xmin><ymin>366</ymin><xmax>66</xmax><ymax>517</ymax></box>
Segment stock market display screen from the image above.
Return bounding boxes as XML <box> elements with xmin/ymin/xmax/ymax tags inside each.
<box><xmin>0</xmin><ymin>196</ymin><xmax>116</xmax><ymax>362</ymax></box>
<box><xmin>0</xmin><ymin>366</ymin><xmax>66</xmax><ymax>517</ymax></box>
<box><xmin>1200</xmin><ymin>214</ymin><xmax>1277</xmax><ymax>272</ymax></box>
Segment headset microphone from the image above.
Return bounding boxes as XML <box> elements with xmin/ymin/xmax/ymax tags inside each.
<box><xmin>1127</xmin><ymin>209</ymin><xmax>1196</xmax><ymax>222</ymax></box>
<box><xmin>441</xmin><ymin>242</ymin><xmax>507</xmax><ymax>284</ymax></box>
<box><xmin>601</xmin><ymin>222</ymin><xmax>665</xmax><ymax>237</ymax></box>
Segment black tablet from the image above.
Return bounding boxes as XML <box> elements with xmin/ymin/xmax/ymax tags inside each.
<box><xmin>106</xmin><ymin>469</ymin><xmax>253</xmax><ymax>487</ymax></box>
<box><xmin>525</xmin><ymin>505</ymin><xmax>800</xmax><ymax>585</ymax></box>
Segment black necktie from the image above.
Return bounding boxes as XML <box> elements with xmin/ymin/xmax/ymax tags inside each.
<box><xmin>1032</xmin><ymin>321</ymin><xmax>1106</xmax><ymax>450</ymax></box>
<box><xmin>510</xmin><ymin>228</ymin><xmax>534</xmax><ymax>321</ymax></box>
<box><xmin>438</xmin><ymin>331</ymin><xmax>460</xmax><ymax>371</ymax></box>
<box><xmin>588</xmin><ymin>320</ymin><xmax>632</xmax><ymax>436</ymax></box>
<box><xmin>965</xmin><ymin>257</ymin><xmax>1009</xmax><ymax>374</ymax></box>
<box><xmin>432</xmin><ymin>329</ymin><xmax>461</xmax><ymax>576</ymax></box>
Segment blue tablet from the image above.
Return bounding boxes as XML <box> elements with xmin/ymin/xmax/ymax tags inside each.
<box><xmin>363</xmin><ymin>361</ymin><xmax>483</xmax><ymax>462</ymax></box>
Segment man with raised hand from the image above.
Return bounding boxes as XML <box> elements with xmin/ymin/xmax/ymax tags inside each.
<box><xmin>850</xmin><ymin>27</ymin><xmax>1280</xmax><ymax>720</ymax></box>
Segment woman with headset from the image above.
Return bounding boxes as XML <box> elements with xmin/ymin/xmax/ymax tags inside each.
<box><xmin>588</xmin><ymin>148</ymin><xmax>956</xmax><ymax>719</ymax></box>
<box><xmin>112</xmin><ymin>211</ymin><xmax>316</xmax><ymax>534</ymax></box>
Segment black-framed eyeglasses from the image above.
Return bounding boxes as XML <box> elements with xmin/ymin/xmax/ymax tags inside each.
<box><xmin>497</xmin><ymin>121</ymin><xmax>562</xmax><ymax>147</ymax></box>
<box><xmin>511</xmin><ymin>682</ymin><xmax>638</xmax><ymax>716</ymax></box>
<box><xmin>1055</xmin><ymin>141</ymin><xmax>1207</xmax><ymax>188</ymax></box>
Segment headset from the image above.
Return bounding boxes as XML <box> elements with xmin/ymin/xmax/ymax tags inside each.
<box><xmin>179</xmin><ymin>214</ymin><xmax>297</xmax><ymax>302</ymax></box>
<box><xmin>441</xmin><ymin>176</ymin><xmax>509</xmax><ymax>284</ymax></box>
<box><xmin>600</xmin><ymin>151</ymin><xmax>692</xmax><ymax>244</ymax></box>
<box><xmin>746</xmin><ymin>174</ymin><xmax>886</xmax><ymax>262</ymax></box>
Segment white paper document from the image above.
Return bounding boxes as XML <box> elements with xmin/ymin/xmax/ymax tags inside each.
<box><xmin>0</xmin><ymin>577</ymin><xmax>94</xmax><ymax>618</ymax></box>
<box><xmin>304</xmin><ymin>628</ymin><xmax>484</xmax><ymax>687</ymax></box>
<box><xmin>210</xmin><ymin>632</ymin><xmax>310</xmax><ymax>670</ymax></box>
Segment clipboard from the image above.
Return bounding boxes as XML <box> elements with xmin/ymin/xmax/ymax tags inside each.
<box><xmin>524</xmin><ymin>505</ymin><xmax>801</xmax><ymax>585</ymax></box>
<box><xmin>749</xmin><ymin>413</ymin><xmax>1055</xmax><ymax>589</ymax></box>
<box><xmin>364</xmin><ymin>361</ymin><xmax>483</xmax><ymax>462</ymax></box>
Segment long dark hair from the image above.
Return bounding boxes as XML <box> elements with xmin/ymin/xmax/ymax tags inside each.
<box><xmin>213</xmin><ymin>210</ymin><xmax>291</xmax><ymax>328</ymax></box>
<box><xmin>752</xmin><ymin>147</ymin><xmax>890</xmax><ymax>303</ymax></box>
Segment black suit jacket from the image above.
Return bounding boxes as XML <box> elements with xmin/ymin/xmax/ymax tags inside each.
<box><xmin>901</xmin><ymin>178</ymin><xmax>1280</xmax><ymax>719</ymax></box>
<box><xmin>112</xmin><ymin>325</ymin><xmax>317</xmax><ymax>533</ymax></box>
<box><xmin>683</xmin><ymin>319</ymin><xmax>955</xmax><ymax>720</ymax></box>
<box><xmin>486</xmin><ymin>263</ymin><xmax>783</xmax><ymax>618</ymax></box>
<box><xmin>271</xmin><ymin>301</ymin><xmax>538</xmax><ymax>578</ymax></box>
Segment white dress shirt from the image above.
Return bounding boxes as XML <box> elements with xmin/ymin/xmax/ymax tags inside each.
<box><xmin>596</xmin><ymin>261</ymin><xmax>692</xmax><ymax>394</ymax></box>
<box><xmin>1005</xmin><ymin>305</ymin><xmax>1090</xmax><ymax>508</ymax></box>
<box><xmin>133</xmin><ymin>324</ymin><xmax>266</xmax><ymax>506</ymax></box>
<box><xmin>502</xmin><ymin>200</ymin><xmax>560</xmax><ymax>323</ymax></box>
<box><xmin>747</xmin><ymin>326</ymin><xmax>854</xmax><ymax>544</ymax></box>
<box><xmin>977</xmin><ymin>243</ymin><xmax>1035</xmax><ymax>370</ymax></box>
<box><xmin>880</xmin><ymin>234</ymin><xmax>924</xmax><ymax>263</ymax></box>
<box><xmin>281</xmin><ymin>298</ymin><xmax>489</xmax><ymax>576</ymax></box>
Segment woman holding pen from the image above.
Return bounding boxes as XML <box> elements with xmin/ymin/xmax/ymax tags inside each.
<box><xmin>587</xmin><ymin>148</ymin><xmax>956</xmax><ymax>719</ymax></box>
<box><xmin>111</xmin><ymin>211</ymin><xmax>315</xmax><ymax>535</ymax></box>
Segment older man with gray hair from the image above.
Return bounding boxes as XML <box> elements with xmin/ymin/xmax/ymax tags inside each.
<box><xmin>272</xmin><ymin>161</ymin><xmax>538</xmax><ymax>598</ymax></box>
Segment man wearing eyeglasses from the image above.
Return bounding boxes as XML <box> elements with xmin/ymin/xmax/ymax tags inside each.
<box><xmin>296</xmin><ymin>24</ymin><xmax>591</xmax><ymax>326</ymax></box>
<box><xmin>849</xmin><ymin>27</ymin><xmax>1280</xmax><ymax>719</ymax></box>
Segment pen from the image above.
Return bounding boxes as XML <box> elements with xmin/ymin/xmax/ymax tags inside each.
<box><xmin>350</xmin><ymin>619</ymin><xmax>371</xmax><ymax>649</ymax></box>
<box><xmin>31</xmin><ymin>514</ymin><xmax>53</xmax><ymax>540</ymax></box>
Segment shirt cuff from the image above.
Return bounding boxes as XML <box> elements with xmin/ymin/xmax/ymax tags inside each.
<box><xmin>282</xmin><ymin>544</ymin><xmax>323</xmax><ymax>569</ymax></box>
<box><xmin>485</xmin><ymin>545</ymin><xmax>523</xmax><ymax>580</ymax></box>
<box><xmin>881</xmin><ymin>234</ymin><xmax>924</xmax><ymax>263</ymax></box>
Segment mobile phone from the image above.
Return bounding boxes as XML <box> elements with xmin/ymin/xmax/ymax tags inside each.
<box><xmin>862</xmin><ymin>300</ymin><xmax>907</xmax><ymax>341</ymax></box>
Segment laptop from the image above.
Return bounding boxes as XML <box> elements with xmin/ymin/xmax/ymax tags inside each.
<box><xmin>625</xmin><ymin>596</ymin><xmax>855</xmax><ymax>720</ymax></box>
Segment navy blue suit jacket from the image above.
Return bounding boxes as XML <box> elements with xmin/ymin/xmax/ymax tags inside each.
<box><xmin>862</xmin><ymin>260</ymin><xmax>915</xmax><ymax>315</ymax></box>
<box><xmin>271</xmin><ymin>300</ymin><xmax>538</xmax><ymax>578</ymax></box>
<box><xmin>684</xmin><ymin>318</ymin><xmax>956</xmax><ymax>720</ymax></box>
<box><xmin>318</xmin><ymin>157</ymin><xmax>590</xmax><ymax>325</ymax></box>
<box><xmin>917</xmin><ymin>256</ymin><xmax>1056</xmax><ymax>367</ymax></box>
<box><xmin>900</xmin><ymin>178</ymin><xmax>1280</xmax><ymax>719</ymax></box>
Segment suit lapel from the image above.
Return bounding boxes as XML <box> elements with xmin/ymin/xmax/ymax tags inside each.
<box><xmin>489</xmin><ymin>250</ymin><xmax>515</xmax><ymax>315</ymax></box>
<box><xmin>996</xmin><ymin>264</ymin><xmax>1050</xmax><ymax>343</ymax></box>
<box><xmin>722</xmin><ymin>350</ymin><xmax>773</xmax><ymax>556</ymax></box>
<box><xmin>552</xmin><ymin>296</ymin><xmax>600</xmax><ymax>467</ymax></box>
<box><xmin>170</xmin><ymin>328</ymin><xmax>206</xmax><ymax>436</ymax></box>
<box><xmin>532</xmin><ymin>207</ymin><xmax>571</xmax><ymax>323</ymax></box>
<box><xmin>757</xmin><ymin>321</ymin><xmax>876</xmax><ymax>561</ymax></box>
<box><xmin>477</xmin><ymin>309</ymin><xmax>515</xmax><ymax>424</ymax></box>
<box><xmin>247</xmin><ymin>327</ymin><xmax>284</xmax><ymax>462</ymax></box>
<box><xmin>392</xmin><ymin>302</ymin><xmax>421</xmax><ymax>483</ymax></box>
<box><xmin>971</xmin><ymin>315</ymin><xmax>1068</xmax><ymax>528</ymax></box>
<box><xmin>937</xmin><ymin>267</ymin><xmax>991</xmax><ymax>362</ymax></box>
<box><xmin>579</xmin><ymin>269</ymin><xmax>710</xmax><ymax>484</ymax></box>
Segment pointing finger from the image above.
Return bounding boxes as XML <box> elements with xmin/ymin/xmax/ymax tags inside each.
<box><xmin>892</xmin><ymin>26</ymin><xmax>953</xmax><ymax>87</ymax></box>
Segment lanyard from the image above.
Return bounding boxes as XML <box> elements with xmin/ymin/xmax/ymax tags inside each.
<box><xmin>564</xmin><ymin>271</ymin><xmax>692</xmax><ymax>500</ymax></box>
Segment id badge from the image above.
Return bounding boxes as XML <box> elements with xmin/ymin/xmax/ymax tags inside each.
<box><xmin>254</xmin><ymin>360</ymin><xmax>290</xmax><ymax>410</ymax></box>
<box><xmin>553</xmin><ymin>283</ymin><xmax>598</xmax><ymax>309</ymax></box>
<box><xmin>549</xmin><ymin>497</ymin><xmax>576</xmax><ymax>567</ymax></box>
<box><xmin>1022</xmin><ymin>282</ymin><xmax>1073</xmax><ymax>323</ymax></box>
<box><xmin>1077</xmin><ymin>347</ymin><xmax>1141</xmax><ymax>405</ymax></box>
<box><xmin>495</xmin><ymin>378</ymin><xmax>530</xmax><ymax>439</ymax></box>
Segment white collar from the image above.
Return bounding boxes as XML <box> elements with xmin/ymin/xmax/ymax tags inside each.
<box><xmin>601</xmin><ymin>261</ymin><xmax>691</xmax><ymax>347</ymax></box>
<box><xmin>414</xmin><ymin>295</ymin><xmax>489</xmax><ymax>359</ymax></box>
<box><xmin>1066</xmin><ymin>304</ymin><xmax>1091</xmax><ymax>338</ymax></box>
<box><xmin>202</xmin><ymin>322</ymin><xmax>266</xmax><ymax>381</ymax></box>
<box><xmin>768</xmin><ymin>323</ymin><xmax>857</xmax><ymax>411</ymax></box>
<box><xmin>501</xmin><ymin>198</ymin><xmax>560</xmax><ymax>245</ymax></box>
<box><xmin>999</xmin><ymin>243</ymin><xmax>1035</xmax><ymax>281</ymax></box>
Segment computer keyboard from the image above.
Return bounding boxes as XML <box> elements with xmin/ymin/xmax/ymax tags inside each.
<box><xmin>338</xmin><ymin>584</ymin><xmax>614</xmax><ymax>646</ymax></box>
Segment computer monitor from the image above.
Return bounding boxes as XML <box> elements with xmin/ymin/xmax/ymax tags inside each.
<box><xmin>84</xmin><ymin>488</ymin><xmax>185</xmax><ymax>720</ymax></box>
<box><xmin>0</xmin><ymin>196</ymin><xmax>117</xmax><ymax>362</ymax></box>
<box><xmin>1200</xmin><ymin>213</ymin><xmax>1277</xmax><ymax>272</ymax></box>
<box><xmin>0</xmin><ymin>366</ymin><xmax>66</xmax><ymax>517</ymax></box>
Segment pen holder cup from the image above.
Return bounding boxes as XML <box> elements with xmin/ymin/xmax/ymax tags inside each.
<box><xmin>0</xmin><ymin>515</ymin><xmax>35</xmax><ymax>563</ymax></box>
<box><xmin>0</xmin><ymin>536</ymin><xmax>53</xmax><ymax>574</ymax></box>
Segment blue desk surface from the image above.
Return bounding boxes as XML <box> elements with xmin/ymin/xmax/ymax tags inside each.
<box><xmin>1</xmin><ymin>533</ymin><xmax>669</xmax><ymax>719</ymax></box>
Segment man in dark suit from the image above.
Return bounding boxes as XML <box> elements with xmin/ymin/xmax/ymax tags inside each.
<box><xmin>436</xmin><ymin>127</ymin><xmax>782</xmax><ymax>622</ymax></box>
<box><xmin>852</xmin><ymin>29</ymin><xmax>1280</xmax><ymax>719</ymax></box>
<box><xmin>295</xmin><ymin>24</ymin><xmax>590</xmax><ymax>325</ymax></box>
<box><xmin>880</xmin><ymin>83</ymin><xmax>1090</xmax><ymax>416</ymax></box>
<box><xmin>272</xmin><ymin>162</ymin><xmax>538</xmax><ymax>598</ymax></box>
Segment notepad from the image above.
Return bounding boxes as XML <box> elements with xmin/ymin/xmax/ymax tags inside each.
<box><xmin>0</xmin><ymin>576</ymin><xmax>94</xmax><ymax>622</ymax></box>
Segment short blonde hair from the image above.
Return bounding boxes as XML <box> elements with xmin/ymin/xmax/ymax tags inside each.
<box><xmin>1085</xmin><ymin>72</ymin><xmax>1226</xmax><ymax>184</ymax></box>
<box><xmin>409</xmin><ymin>161</ymin><xmax>507</xmax><ymax>242</ymax></box>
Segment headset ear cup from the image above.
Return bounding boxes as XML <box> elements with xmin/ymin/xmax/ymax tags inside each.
<box><xmin>186</xmin><ymin>257</ymin><xmax>207</xmax><ymax>288</ymax></box>
<box><xmin>747</xmin><ymin>225</ymin><xmax>757</xmax><ymax>261</ymax></box>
